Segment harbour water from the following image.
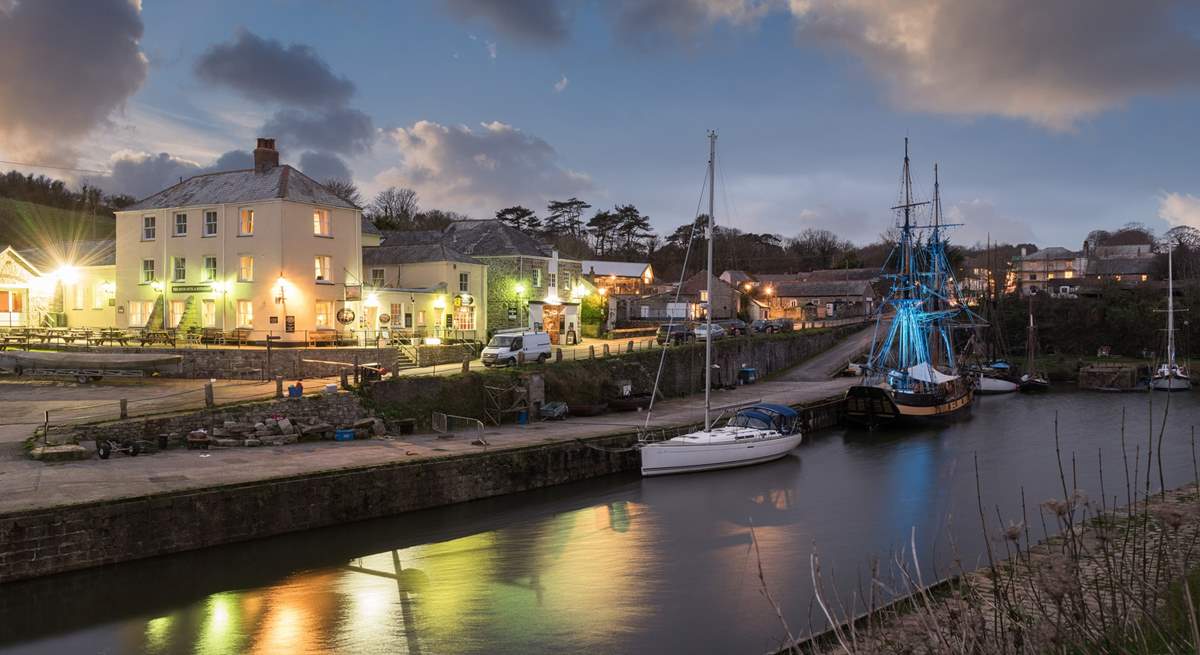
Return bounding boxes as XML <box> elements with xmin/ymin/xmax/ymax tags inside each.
<box><xmin>2</xmin><ymin>389</ymin><xmax>1198</xmax><ymax>654</ymax></box>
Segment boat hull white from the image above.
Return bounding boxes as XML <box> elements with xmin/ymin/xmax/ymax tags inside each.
<box><xmin>640</xmin><ymin>432</ymin><xmax>803</xmax><ymax>476</ymax></box>
<box><xmin>976</xmin><ymin>374</ymin><xmax>1017</xmax><ymax>395</ymax></box>
<box><xmin>1152</xmin><ymin>375</ymin><xmax>1192</xmax><ymax>392</ymax></box>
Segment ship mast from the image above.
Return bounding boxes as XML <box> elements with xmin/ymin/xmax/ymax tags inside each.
<box><xmin>705</xmin><ymin>130</ymin><xmax>716</xmax><ymax>430</ymax></box>
<box><xmin>1167</xmin><ymin>244</ymin><xmax>1176</xmax><ymax>369</ymax></box>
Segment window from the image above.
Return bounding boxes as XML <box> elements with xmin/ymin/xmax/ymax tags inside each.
<box><xmin>238</xmin><ymin>255</ymin><xmax>253</xmax><ymax>282</ymax></box>
<box><xmin>169</xmin><ymin>300</ymin><xmax>185</xmax><ymax>327</ymax></box>
<box><xmin>92</xmin><ymin>282</ymin><xmax>108</xmax><ymax>309</ymax></box>
<box><xmin>314</xmin><ymin>255</ymin><xmax>331</xmax><ymax>282</ymax></box>
<box><xmin>201</xmin><ymin>299</ymin><xmax>216</xmax><ymax>327</ymax></box>
<box><xmin>73</xmin><ymin>285</ymin><xmax>84</xmax><ymax>310</ymax></box>
<box><xmin>203</xmin><ymin>256</ymin><xmax>218</xmax><ymax>281</ymax></box>
<box><xmin>313</xmin><ymin>209</ymin><xmax>331</xmax><ymax>236</ymax></box>
<box><xmin>172</xmin><ymin>257</ymin><xmax>186</xmax><ymax>282</ymax></box>
<box><xmin>203</xmin><ymin>210</ymin><xmax>218</xmax><ymax>237</ymax></box>
<box><xmin>453</xmin><ymin>307</ymin><xmax>475</xmax><ymax>331</ymax></box>
<box><xmin>0</xmin><ymin>290</ymin><xmax>22</xmax><ymax>313</ymax></box>
<box><xmin>371</xmin><ymin>268</ymin><xmax>386</xmax><ymax>287</ymax></box>
<box><xmin>459</xmin><ymin>272</ymin><xmax>469</xmax><ymax>292</ymax></box>
<box><xmin>142</xmin><ymin>216</ymin><xmax>156</xmax><ymax>240</ymax></box>
<box><xmin>239</xmin><ymin>208</ymin><xmax>254</xmax><ymax>235</ymax></box>
<box><xmin>417</xmin><ymin>310</ymin><xmax>426</xmax><ymax>326</ymax></box>
<box><xmin>699</xmin><ymin>290</ymin><xmax>709</xmax><ymax>302</ymax></box>
<box><xmin>549</xmin><ymin>273</ymin><xmax>557</xmax><ymax>289</ymax></box>
<box><xmin>142</xmin><ymin>259</ymin><xmax>156</xmax><ymax>284</ymax></box>
<box><xmin>390</xmin><ymin>304</ymin><xmax>402</xmax><ymax>320</ymax></box>
<box><xmin>128</xmin><ymin>300</ymin><xmax>154</xmax><ymax>327</ymax></box>
<box><xmin>532</xmin><ymin>268</ymin><xmax>542</xmax><ymax>288</ymax></box>
<box><xmin>404</xmin><ymin>312</ymin><xmax>413</xmax><ymax>328</ymax></box>
<box><xmin>236</xmin><ymin>300</ymin><xmax>253</xmax><ymax>327</ymax></box>
<box><xmin>315</xmin><ymin>300</ymin><xmax>333</xmax><ymax>328</ymax></box>
<box><xmin>174</xmin><ymin>212</ymin><xmax>187</xmax><ymax>236</ymax></box>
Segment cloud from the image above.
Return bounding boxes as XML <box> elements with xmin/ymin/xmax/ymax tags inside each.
<box><xmin>790</xmin><ymin>0</ymin><xmax>1200</xmax><ymax>130</ymax></box>
<box><xmin>373</xmin><ymin>120</ymin><xmax>591</xmax><ymax>216</ymax></box>
<box><xmin>445</xmin><ymin>0</ymin><xmax>570</xmax><ymax>44</ymax></box>
<box><xmin>612</xmin><ymin>0</ymin><xmax>778</xmax><ymax>43</ymax></box>
<box><xmin>944</xmin><ymin>198</ymin><xmax>1037</xmax><ymax>246</ymax></box>
<box><xmin>261</xmin><ymin>107</ymin><xmax>375</xmax><ymax>156</ymax></box>
<box><xmin>1159</xmin><ymin>192</ymin><xmax>1200</xmax><ymax>229</ymax></box>
<box><xmin>94</xmin><ymin>149</ymin><xmax>252</xmax><ymax>199</ymax></box>
<box><xmin>194</xmin><ymin>28</ymin><xmax>355</xmax><ymax>108</ymax></box>
<box><xmin>0</xmin><ymin>0</ymin><xmax>148</xmax><ymax>162</ymax></box>
<box><xmin>299</xmin><ymin>151</ymin><xmax>352</xmax><ymax>182</ymax></box>
<box><xmin>553</xmin><ymin>75</ymin><xmax>569</xmax><ymax>93</ymax></box>
<box><xmin>486</xmin><ymin>40</ymin><xmax>498</xmax><ymax>60</ymax></box>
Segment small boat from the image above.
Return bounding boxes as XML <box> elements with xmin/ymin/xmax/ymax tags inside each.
<box><xmin>976</xmin><ymin>372</ymin><xmax>1018</xmax><ymax>394</ymax></box>
<box><xmin>1152</xmin><ymin>245</ymin><xmax>1191</xmax><ymax>391</ymax></box>
<box><xmin>638</xmin><ymin>132</ymin><xmax>803</xmax><ymax>476</ymax></box>
<box><xmin>640</xmin><ymin>404</ymin><xmax>803</xmax><ymax>476</ymax></box>
<box><xmin>1019</xmin><ymin>295</ymin><xmax>1050</xmax><ymax>393</ymax></box>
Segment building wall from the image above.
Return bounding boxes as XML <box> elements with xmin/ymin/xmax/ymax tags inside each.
<box><xmin>116</xmin><ymin>200</ymin><xmax>361</xmax><ymax>341</ymax></box>
<box><xmin>60</xmin><ymin>265</ymin><xmax>117</xmax><ymax>328</ymax></box>
<box><xmin>481</xmin><ymin>255</ymin><xmax>582</xmax><ymax>334</ymax></box>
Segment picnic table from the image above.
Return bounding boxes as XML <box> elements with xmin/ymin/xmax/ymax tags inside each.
<box><xmin>90</xmin><ymin>329</ymin><xmax>131</xmax><ymax>347</ymax></box>
<box><xmin>139</xmin><ymin>330</ymin><xmax>176</xmax><ymax>347</ymax></box>
<box><xmin>0</xmin><ymin>331</ymin><xmax>28</xmax><ymax>351</ymax></box>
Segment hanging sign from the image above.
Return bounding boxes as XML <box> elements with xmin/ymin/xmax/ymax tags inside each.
<box><xmin>344</xmin><ymin>285</ymin><xmax>362</xmax><ymax>301</ymax></box>
<box><xmin>454</xmin><ymin>293</ymin><xmax>474</xmax><ymax>307</ymax></box>
<box><xmin>285</xmin><ymin>316</ymin><xmax>296</xmax><ymax>333</ymax></box>
<box><xmin>378</xmin><ymin>313</ymin><xmax>391</xmax><ymax>324</ymax></box>
<box><xmin>336</xmin><ymin>308</ymin><xmax>355</xmax><ymax>325</ymax></box>
<box><xmin>172</xmin><ymin>284</ymin><xmax>212</xmax><ymax>293</ymax></box>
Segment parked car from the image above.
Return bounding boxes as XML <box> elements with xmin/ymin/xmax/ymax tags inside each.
<box><xmin>770</xmin><ymin>318</ymin><xmax>795</xmax><ymax>332</ymax></box>
<box><xmin>750</xmin><ymin>318</ymin><xmax>795</xmax><ymax>334</ymax></box>
<box><xmin>481</xmin><ymin>330</ymin><xmax>552</xmax><ymax>366</ymax></box>
<box><xmin>693</xmin><ymin>323</ymin><xmax>727</xmax><ymax>340</ymax></box>
<box><xmin>656</xmin><ymin>323</ymin><xmax>695</xmax><ymax>346</ymax></box>
<box><xmin>718</xmin><ymin>319</ymin><xmax>748</xmax><ymax>336</ymax></box>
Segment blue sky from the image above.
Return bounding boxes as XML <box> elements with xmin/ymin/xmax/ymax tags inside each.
<box><xmin>3</xmin><ymin>0</ymin><xmax>1200</xmax><ymax>248</ymax></box>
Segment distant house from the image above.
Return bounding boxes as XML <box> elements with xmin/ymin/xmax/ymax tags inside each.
<box><xmin>769</xmin><ymin>280</ymin><xmax>874</xmax><ymax>320</ymax></box>
<box><xmin>1012</xmin><ymin>246</ymin><xmax>1084</xmax><ymax>296</ymax></box>
<box><xmin>617</xmin><ymin>271</ymin><xmax>740</xmax><ymax>323</ymax></box>
<box><xmin>1084</xmin><ymin>257</ymin><xmax>1157</xmax><ymax>284</ymax></box>
<box><xmin>719</xmin><ymin>269</ymin><xmax>754</xmax><ymax>291</ymax></box>
<box><xmin>583</xmin><ymin>260</ymin><xmax>653</xmax><ymax>296</ymax></box>
<box><xmin>361</xmin><ymin>242</ymin><xmax>488</xmax><ymax>339</ymax></box>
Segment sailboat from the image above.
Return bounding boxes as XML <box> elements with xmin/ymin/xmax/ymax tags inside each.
<box><xmin>1152</xmin><ymin>245</ymin><xmax>1191</xmax><ymax>391</ymax></box>
<box><xmin>970</xmin><ymin>234</ymin><xmax>1018</xmax><ymax>394</ymax></box>
<box><xmin>639</xmin><ymin>132</ymin><xmax>804</xmax><ymax>476</ymax></box>
<box><xmin>845</xmin><ymin>141</ymin><xmax>974</xmax><ymax>427</ymax></box>
<box><xmin>1018</xmin><ymin>295</ymin><xmax>1050</xmax><ymax>392</ymax></box>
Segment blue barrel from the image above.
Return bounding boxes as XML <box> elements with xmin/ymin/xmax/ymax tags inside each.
<box><xmin>334</xmin><ymin>428</ymin><xmax>355</xmax><ymax>441</ymax></box>
<box><xmin>517</xmin><ymin>410</ymin><xmax>528</xmax><ymax>425</ymax></box>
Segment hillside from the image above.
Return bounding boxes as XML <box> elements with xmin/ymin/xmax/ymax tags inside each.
<box><xmin>0</xmin><ymin>197</ymin><xmax>115</xmax><ymax>250</ymax></box>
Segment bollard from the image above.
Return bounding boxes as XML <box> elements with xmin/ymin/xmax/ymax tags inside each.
<box><xmin>627</xmin><ymin>340</ymin><xmax>633</xmax><ymax>353</ymax></box>
<box><xmin>555</xmin><ymin>348</ymin><xmax>562</xmax><ymax>363</ymax></box>
<box><xmin>204</xmin><ymin>382</ymin><xmax>214</xmax><ymax>408</ymax></box>
<box><xmin>462</xmin><ymin>354</ymin><xmax>471</xmax><ymax>373</ymax></box>
<box><xmin>603</xmin><ymin>344</ymin><xmax>610</xmax><ymax>357</ymax></box>
<box><xmin>589</xmin><ymin>345</ymin><xmax>595</xmax><ymax>359</ymax></box>
<box><xmin>119</xmin><ymin>398</ymin><xmax>128</xmax><ymax>419</ymax></box>
<box><xmin>341</xmin><ymin>370</ymin><xmax>350</xmax><ymax>390</ymax></box>
<box><xmin>517</xmin><ymin>351</ymin><xmax>526</xmax><ymax>365</ymax></box>
<box><xmin>275</xmin><ymin>375</ymin><xmax>284</xmax><ymax>399</ymax></box>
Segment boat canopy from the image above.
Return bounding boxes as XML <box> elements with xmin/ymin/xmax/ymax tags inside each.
<box><xmin>906</xmin><ymin>362</ymin><xmax>958</xmax><ymax>384</ymax></box>
<box><xmin>746</xmin><ymin>403</ymin><xmax>799</xmax><ymax>418</ymax></box>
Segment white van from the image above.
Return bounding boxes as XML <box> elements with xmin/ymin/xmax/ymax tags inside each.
<box><xmin>481</xmin><ymin>330</ymin><xmax>553</xmax><ymax>367</ymax></box>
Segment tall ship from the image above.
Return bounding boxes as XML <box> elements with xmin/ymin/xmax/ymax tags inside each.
<box><xmin>845</xmin><ymin>141</ymin><xmax>975</xmax><ymax>427</ymax></box>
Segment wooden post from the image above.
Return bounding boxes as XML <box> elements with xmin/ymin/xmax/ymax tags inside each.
<box><xmin>275</xmin><ymin>376</ymin><xmax>284</xmax><ymax>399</ymax></box>
<box><xmin>627</xmin><ymin>340</ymin><xmax>633</xmax><ymax>353</ymax></box>
<box><xmin>462</xmin><ymin>354</ymin><xmax>470</xmax><ymax>373</ymax></box>
<box><xmin>589</xmin><ymin>345</ymin><xmax>595</xmax><ymax>359</ymax></box>
<box><xmin>603</xmin><ymin>344</ymin><xmax>610</xmax><ymax>357</ymax></box>
<box><xmin>340</xmin><ymin>369</ymin><xmax>350</xmax><ymax>390</ymax></box>
<box><xmin>119</xmin><ymin>398</ymin><xmax>128</xmax><ymax>419</ymax></box>
<box><xmin>555</xmin><ymin>348</ymin><xmax>562</xmax><ymax>363</ymax></box>
<box><xmin>204</xmin><ymin>382</ymin><xmax>214</xmax><ymax>408</ymax></box>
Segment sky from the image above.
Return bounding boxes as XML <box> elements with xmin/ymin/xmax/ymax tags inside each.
<box><xmin>2</xmin><ymin>0</ymin><xmax>1200</xmax><ymax>248</ymax></box>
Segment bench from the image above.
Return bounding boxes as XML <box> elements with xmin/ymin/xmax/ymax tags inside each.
<box><xmin>308</xmin><ymin>330</ymin><xmax>339</xmax><ymax>347</ymax></box>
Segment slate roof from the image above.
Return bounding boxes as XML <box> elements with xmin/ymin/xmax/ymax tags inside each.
<box><xmin>773</xmin><ymin>280</ymin><xmax>874</xmax><ymax>298</ymax></box>
<box><xmin>442</xmin><ymin>220</ymin><xmax>551</xmax><ymax>257</ymax></box>
<box><xmin>583</xmin><ymin>260</ymin><xmax>651</xmax><ymax>278</ymax></box>
<box><xmin>679</xmin><ymin>271</ymin><xmax>739</xmax><ymax>295</ymax></box>
<box><xmin>379</xmin><ymin>230</ymin><xmax>447</xmax><ymax>246</ymax></box>
<box><xmin>1086</xmin><ymin>257</ymin><xmax>1157</xmax><ymax>276</ymax></box>
<box><xmin>362</xmin><ymin>244</ymin><xmax>482</xmax><ymax>266</ymax></box>
<box><xmin>361</xmin><ymin>216</ymin><xmax>382</xmax><ymax>236</ymax></box>
<box><xmin>124</xmin><ymin>165</ymin><xmax>358</xmax><ymax>211</ymax></box>
<box><xmin>1017</xmin><ymin>246</ymin><xmax>1077</xmax><ymax>261</ymax></box>
<box><xmin>721</xmin><ymin>270</ymin><xmax>754</xmax><ymax>284</ymax></box>
<box><xmin>18</xmin><ymin>239</ymin><xmax>116</xmax><ymax>269</ymax></box>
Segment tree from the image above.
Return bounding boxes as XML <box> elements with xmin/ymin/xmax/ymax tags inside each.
<box><xmin>586</xmin><ymin>210</ymin><xmax>622</xmax><ymax>256</ymax></box>
<box><xmin>495</xmin><ymin>205</ymin><xmax>542</xmax><ymax>233</ymax></box>
<box><xmin>613</xmin><ymin>204</ymin><xmax>653</xmax><ymax>252</ymax></box>
<box><xmin>370</xmin><ymin>187</ymin><xmax>419</xmax><ymax>230</ymax></box>
<box><xmin>412</xmin><ymin>209</ymin><xmax>469</xmax><ymax>231</ymax></box>
<box><xmin>546</xmin><ymin>197</ymin><xmax>591</xmax><ymax>239</ymax></box>
<box><xmin>323</xmin><ymin>178</ymin><xmax>362</xmax><ymax>207</ymax></box>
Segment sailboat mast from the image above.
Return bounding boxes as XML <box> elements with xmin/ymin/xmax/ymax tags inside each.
<box><xmin>705</xmin><ymin>130</ymin><xmax>716</xmax><ymax>430</ymax></box>
<box><xmin>1168</xmin><ymin>245</ymin><xmax>1176</xmax><ymax>367</ymax></box>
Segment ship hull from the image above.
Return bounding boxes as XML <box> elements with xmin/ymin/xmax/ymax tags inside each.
<box><xmin>845</xmin><ymin>384</ymin><xmax>973</xmax><ymax>428</ymax></box>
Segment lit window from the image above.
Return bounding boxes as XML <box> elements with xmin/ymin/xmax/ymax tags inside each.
<box><xmin>549</xmin><ymin>273</ymin><xmax>557</xmax><ymax>289</ymax></box>
<box><xmin>73</xmin><ymin>284</ymin><xmax>84</xmax><ymax>310</ymax></box>
<box><xmin>453</xmin><ymin>306</ymin><xmax>475</xmax><ymax>331</ymax></box>
<box><xmin>173</xmin><ymin>257</ymin><xmax>186</xmax><ymax>282</ymax></box>
<box><xmin>390</xmin><ymin>303</ymin><xmax>402</xmax><ymax>319</ymax></box>
<box><xmin>142</xmin><ymin>216</ymin><xmax>156</xmax><ymax>240</ymax></box>
<box><xmin>236</xmin><ymin>300</ymin><xmax>253</xmax><ymax>327</ymax></box>
<box><xmin>203</xmin><ymin>256</ymin><xmax>217</xmax><ymax>281</ymax></box>
<box><xmin>203</xmin><ymin>210</ymin><xmax>218</xmax><ymax>237</ymax></box>
<box><xmin>1064</xmin><ymin>271</ymin><xmax>1074</xmax><ymax>279</ymax></box>
<box><xmin>315</xmin><ymin>300</ymin><xmax>333</xmax><ymax>328</ymax></box>
<box><xmin>239</xmin><ymin>208</ymin><xmax>254</xmax><ymax>235</ymax></box>
<box><xmin>238</xmin><ymin>255</ymin><xmax>253</xmax><ymax>282</ymax></box>
<box><xmin>313</xmin><ymin>209</ymin><xmax>331</xmax><ymax>236</ymax></box>
<box><xmin>532</xmin><ymin>269</ymin><xmax>542</xmax><ymax>288</ymax></box>
<box><xmin>169</xmin><ymin>300</ymin><xmax>185</xmax><ymax>327</ymax></box>
<box><xmin>459</xmin><ymin>272</ymin><xmax>469</xmax><ymax>292</ymax></box>
<box><xmin>371</xmin><ymin>268</ymin><xmax>385</xmax><ymax>287</ymax></box>
<box><xmin>201</xmin><ymin>299</ymin><xmax>216</xmax><ymax>327</ymax></box>
<box><xmin>1141</xmin><ymin>274</ymin><xmax>1148</xmax><ymax>282</ymax></box>
<box><xmin>92</xmin><ymin>282</ymin><xmax>109</xmax><ymax>309</ymax></box>
<box><xmin>142</xmin><ymin>259</ymin><xmax>156</xmax><ymax>284</ymax></box>
<box><xmin>417</xmin><ymin>310</ymin><xmax>426</xmax><ymax>326</ymax></box>
<box><xmin>174</xmin><ymin>212</ymin><xmax>187</xmax><ymax>236</ymax></box>
<box><xmin>128</xmin><ymin>300</ymin><xmax>154</xmax><ymax>327</ymax></box>
<box><xmin>315</xmin><ymin>255</ymin><xmax>331</xmax><ymax>282</ymax></box>
<box><xmin>700</xmin><ymin>290</ymin><xmax>709</xmax><ymax>302</ymax></box>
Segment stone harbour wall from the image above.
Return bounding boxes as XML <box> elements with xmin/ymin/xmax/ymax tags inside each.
<box><xmin>87</xmin><ymin>346</ymin><xmax>395</xmax><ymax>379</ymax></box>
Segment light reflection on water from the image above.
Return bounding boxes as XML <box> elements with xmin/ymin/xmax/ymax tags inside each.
<box><xmin>1</xmin><ymin>389</ymin><xmax>1198</xmax><ymax>654</ymax></box>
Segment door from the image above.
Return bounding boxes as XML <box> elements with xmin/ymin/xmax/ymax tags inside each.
<box><xmin>543</xmin><ymin>305</ymin><xmax>562</xmax><ymax>344</ymax></box>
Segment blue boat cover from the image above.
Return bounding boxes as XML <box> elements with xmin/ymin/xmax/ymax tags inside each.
<box><xmin>748</xmin><ymin>403</ymin><xmax>799</xmax><ymax>418</ymax></box>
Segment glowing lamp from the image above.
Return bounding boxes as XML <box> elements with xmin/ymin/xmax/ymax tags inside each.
<box><xmin>364</xmin><ymin>292</ymin><xmax>380</xmax><ymax>308</ymax></box>
<box><xmin>598</xmin><ymin>287</ymin><xmax>608</xmax><ymax>296</ymax></box>
<box><xmin>151</xmin><ymin>281</ymin><xmax>165</xmax><ymax>293</ymax></box>
<box><xmin>571</xmin><ymin>283</ymin><xmax>587</xmax><ymax>298</ymax></box>
<box><xmin>513</xmin><ymin>282</ymin><xmax>526</xmax><ymax>295</ymax></box>
<box><xmin>432</xmin><ymin>295</ymin><xmax>447</xmax><ymax>309</ymax></box>
<box><xmin>55</xmin><ymin>266</ymin><xmax>79</xmax><ymax>285</ymax></box>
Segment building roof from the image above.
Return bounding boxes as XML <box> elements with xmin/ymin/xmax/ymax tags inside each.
<box><xmin>124</xmin><ymin>165</ymin><xmax>358</xmax><ymax>211</ymax></box>
<box><xmin>361</xmin><ymin>216</ymin><xmax>382</xmax><ymax>236</ymax></box>
<box><xmin>442</xmin><ymin>219</ymin><xmax>551</xmax><ymax>257</ymax></box>
<box><xmin>583</xmin><ymin>260</ymin><xmax>651</xmax><ymax>279</ymax></box>
<box><xmin>17</xmin><ymin>239</ymin><xmax>115</xmax><ymax>269</ymax></box>
<box><xmin>379</xmin><ymin>229</ymin><xmax>446</xmax><ymax>246</ymax></box>
<box><xmin>1086</xmin><ymin>257</ymin><xmax>1157</xmax><ymax>276</ymax></box>
<box><xmin>754</xmin><ymin>273</ymin><xmax>804</xmax><ymax>285</ymax></box>
<box><xmin>1017</xmin><ymin>246</ymin><xmax>1077</xmax><ymax>261</ymax></box>
<box><xmin>803</xmin><ymin>267</ymin><xmax>879</xmax><ymax>282</ymax></box>
<box><xmin>679</xmin><ymin>270</ymin><xmax>739</xmax><ymax>295</ymax></box>
<box><xmin>773</xmin><ymin>280</ymin><xmax>874</xmax><ymax>298</ymax></box>
<box><xmin>362</xmin><ymin>243</ymin><xmax>482</xmax><ymax>266</ymax></box>
<box><xmin>721</xmin><ymin>270</ymin><xmax>754</xmax><ymax>284</ymax></box>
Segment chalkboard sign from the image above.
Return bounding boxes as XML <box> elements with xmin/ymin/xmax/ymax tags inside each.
<box><xmin>285</xmin><ymin>315</ymin><xmax>296</xmax><ymax>333</ymax></box>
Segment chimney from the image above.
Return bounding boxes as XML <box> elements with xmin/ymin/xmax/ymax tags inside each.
<box><xmin>253</xmin><ymin>138</ymin><xmax>279</xmax><ymax>173</ymax></box>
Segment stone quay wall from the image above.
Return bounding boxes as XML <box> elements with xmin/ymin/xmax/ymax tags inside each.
<box><xmin>86</xmin><ymin>345</ymin><xmax>395</xmax><ymax>379</ymax></box>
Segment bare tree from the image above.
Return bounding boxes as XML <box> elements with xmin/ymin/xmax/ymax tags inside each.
<box><xmin>323</xmin><ymin>178</ymin><xmax>362</xmax><ymax>207</ymax></box>
<box><xmin>370</xmin><ymin>187</ymin><xmax>420</xmax><ymax>230</ymax></box>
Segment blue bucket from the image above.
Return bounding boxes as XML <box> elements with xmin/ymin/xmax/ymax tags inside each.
<box><xmin>517</xmin><ymin>410</ymin><xmax>528</xmax><ymax>425</ymax></box>
<box><xmin>334</xmin><ymin>428</ymin><xmax>355</xmax><ymax>442</ymax></box>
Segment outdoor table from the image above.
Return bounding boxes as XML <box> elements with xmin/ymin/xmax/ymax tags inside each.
<box><xmin>91</xmin><ymin>329</ymin><xmax>130</xmax><ymax>347</ymax></box>
<box><xmin>139</xmin><ymin>330</ymin><xmax>176</xmax><ymax>347</ymax></box>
